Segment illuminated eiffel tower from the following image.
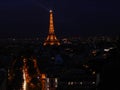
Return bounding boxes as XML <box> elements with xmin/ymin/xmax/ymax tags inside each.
<box><xmin>44</xmin><ymin>10</ymin><xmax>60</xmax><ymax>46</ymax></box>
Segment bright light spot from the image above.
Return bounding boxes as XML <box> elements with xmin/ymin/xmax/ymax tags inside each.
<box><xmin>92</xmin><ymin>50</ymin><xmax>97</xmax><ymax>56</ymax></box>
<box><xmin>47</xmin><ymin>78</ymin><xmax>49</xmax><ymax>83</ymax></box>
<box><xmin>104</xmin><ymin>48</ymin><xmax>110</xmax><ymax>52</ymax></box>
<box><xmin>37</xmin><ymin>76</ymin><xmax>40</xmax><ymax>79</ymax></box>
<box><xmin>23</xmin><ymin>69</ymin><xmax>27</xmax><ymax>90</ymax></box>
<box><xmin>55</xmin><ymin>78</ymin><xmax>58</xmax><ymax>87</ymax></box>
<box><xmin>55</xmin><ymin>78</ymin><xmax>58</xmax><ymax>83</ymax></box>
<box><xmin>92</xmin><ymin>82</ymin><xmax>95</xmax><ymax>84</ymax></box>
<box><xmin>46</xmin><ymin>78</ymin><xmax>49</xmax><ymax>87</ymax></box>
<box><xmin>92</xmin><ymin>71</ymin><xmax>96</xmax><ymax>75</ymax></box>
<box><xmin>41</xmin><ymin>74</ymin><xmax>46</xmax><ymax>79</ymax></box>
<box><xmin>71</xmin><ymin>82</ymin><xmax>73</xmax><ymax>85</ymax></box>
<box><xmin>83</xmin><ymin>64</ymin><xmax>89</xmax><ymax>68</ymax></box>
<box><xmin>68</xmin><ymin>82</ymin><xmax>71</xmax><ymax>85</ymax></box>
<box><xmin>109</xmin><ymin>47</ymin><xmax>113</xmax><ymax>49</ymax></box>
<box><xmin>80</xmin><ymin>82</ymin><xmax>83</xmax><ymax>85</ymax></box>
<box><xmin>49</xmin><ymin>10</ymin><xmax>52</xmax><ymax>12</ymax></box>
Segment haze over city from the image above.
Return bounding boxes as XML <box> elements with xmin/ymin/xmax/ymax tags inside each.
<box><xmin>0</xmin><ymin>0</ymin><xmax>120</xmax><ymax>38</ymax></box>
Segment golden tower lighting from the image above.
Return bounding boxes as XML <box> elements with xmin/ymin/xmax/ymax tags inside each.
<box><xmin>43</xmin><ymin>10</ymin><xmax>60</xmax><ymax>46</ymax></box>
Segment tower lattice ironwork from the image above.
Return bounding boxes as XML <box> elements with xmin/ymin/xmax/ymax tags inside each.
<box><xmin>44</xmin><ymin>10</ymin><xmax>60</xmax><ymax>46</ymax></box>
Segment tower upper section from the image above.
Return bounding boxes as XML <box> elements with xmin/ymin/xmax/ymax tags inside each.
<box><xmin>49</xmin><ymin>10</ymin><xmax>54</xmax><ymax>34</ymax></box>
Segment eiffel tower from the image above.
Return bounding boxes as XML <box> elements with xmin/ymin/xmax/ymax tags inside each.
<box><xmin>44</xmin><ymin>10</ymin><xmax>60</xmax><ymax>46</ymax></box>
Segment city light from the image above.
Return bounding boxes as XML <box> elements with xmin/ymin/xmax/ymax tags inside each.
<box><xmin>23</xmin><ymin>69</ymin><xmax>27</xmax><ymax>90</ymax></box>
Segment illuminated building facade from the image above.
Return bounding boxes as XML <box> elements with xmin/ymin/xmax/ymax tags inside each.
<box><xmin>44</xmin><ymin>10</ymin><xmax>60</xmax><ymax>46</ymax></box>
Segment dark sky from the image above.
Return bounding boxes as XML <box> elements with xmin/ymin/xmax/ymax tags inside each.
<box><xmin>0</xmin><ymin>0</ymin><xmax>120</xmax><ymax>38</ymax></box>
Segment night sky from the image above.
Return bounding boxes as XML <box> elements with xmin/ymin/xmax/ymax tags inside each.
<box><xmin>0</xmin><ymin>0</ymin><xmax>120</xmax><ymax>38</ymax></box>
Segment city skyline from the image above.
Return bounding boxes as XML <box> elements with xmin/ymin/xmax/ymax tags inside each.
<box><xmin>0</xmin><ymin>0</ymin><xmax>120</xmax><ymax>38</ymax></box>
